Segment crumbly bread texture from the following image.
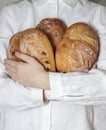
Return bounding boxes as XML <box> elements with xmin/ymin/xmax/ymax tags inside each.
<box><xmin>8</xmin><ymin>28</ymin><xmax>56</xmax><ymax>72</ymax></box>
<box><xmin>56</xmin><ymin>22</ymin><xmax>99</xmax><ymax>72</ymax></box>
<box><xmin>36</xmin><ymin>18</ymin><xmax>67</xmax><ymax>51</ymax></box>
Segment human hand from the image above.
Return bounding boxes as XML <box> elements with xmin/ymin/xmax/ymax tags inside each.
<box><xmin>4</xmin><ymin>52</ymin><xmax>50</xmax><ymax>90</ymax></box>
<box><xmin>91</xmin><ymin>63</ymin><xmax>97</xmax><ymax>69</ymax></box>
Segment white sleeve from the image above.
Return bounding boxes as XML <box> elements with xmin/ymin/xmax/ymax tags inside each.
<box><xmin>0</xmin><ymin>6</ymin><xmax>44</xmax><ymax>109</ymax></box>
<box><xmin>45</xmin><ymin>6</ymin><xmax>106</xmax><ymax>105</ymax></box>
<box><xmin>47</xmin><ymin>69</ymin><xmax>106</xmax><ymax>105</ymax></box>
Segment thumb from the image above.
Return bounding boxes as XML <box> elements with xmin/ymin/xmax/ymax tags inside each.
<box><xmin>15</xmin><ymin>52</ymin><xmax>36</xmax><ymax>64</ymax></box>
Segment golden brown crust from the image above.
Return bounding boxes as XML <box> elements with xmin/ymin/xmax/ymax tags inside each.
<box><xmin>64</xmin><ymin>22</ymin><xmax>99</xmax><ymax>53</ymax></box>
<box><xmin>36</xmin><ymin>18</ymin><xmax>67</xmax><ymax>51</ymax></box>
<box><xmin>8</xmin><ymin>21</ymin><xmax>100</xmax><ymax>73</ymax></box>
<box><xmin>8</xmin><ymin>31</ymin><xmax>23</xmax><ymax>61</ymax></box>
<box><xmin>8</xmin><ymin>28</ymin><xmax>56</xmax><ymax>72</ymax></box>
<box><xmin>56</xmin><ymin>22</ymin><xmax>100</xmax><ymax>72</ymax></box>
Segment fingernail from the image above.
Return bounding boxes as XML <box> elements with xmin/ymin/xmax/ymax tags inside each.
<box><xmin>15</xmin><ymin>52</ymin><xmax>20</xmax><ymax>56</ymax></box>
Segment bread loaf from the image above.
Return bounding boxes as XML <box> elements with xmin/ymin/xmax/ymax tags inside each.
<box><xmin>36</xmin><ymin>18</ymin><xmax>67</xmax><ymax>51</ymax></box>
<box><xmin>8</xmin><ymin>21</ymin><xmax>99</xmax><ymax>73</ymax></box>
<box><xmin>56</xmin><ymin>22</ymin><xmax>99</xmax><ymax>72</ymax></box>
<box><xmin>8</xmin><ymin>28</ymin><xmax>56</xmax><ymax>72</ymax></box>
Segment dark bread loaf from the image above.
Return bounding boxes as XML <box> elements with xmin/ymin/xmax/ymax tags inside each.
<box><xmin>36</xmin><ymin>18</ymin><xmax>67</xmax><ymax>51</ymax></box>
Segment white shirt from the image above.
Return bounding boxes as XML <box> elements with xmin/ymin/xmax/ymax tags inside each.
<box><xmin>0</xmin><ymin>0</ymin><xmax>106</xmax><ymax>130</ymax></box>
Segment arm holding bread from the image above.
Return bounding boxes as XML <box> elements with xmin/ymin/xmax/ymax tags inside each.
<box><xmin>4</xmin><ymin>17</ymin><xmax>106</xmax><ymax>105</ymax></box>
<box><xmin>1</xmin><ymin>0</ymin><xmax>106</xmax><ymax>107</ymax></box>
<box><xmin>4</xmin><ymin>52</ymin><xmax>50</xmax><ymax>90</ymax></box>
<box><xmin>5</xmin><ymin>51</ymin><xmax>106</xmax><ymax>105</ymax></box>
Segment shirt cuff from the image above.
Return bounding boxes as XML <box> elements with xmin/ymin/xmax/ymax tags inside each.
<box><xmin>48</xmin><ymin>72</ymin><xmax>64</xmax><ymax>99</ymax></box>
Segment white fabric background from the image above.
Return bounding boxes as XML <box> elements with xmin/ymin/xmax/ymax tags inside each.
<box><xmin>0</xmin><ymin>0</ymin><xmax>106</xmax><ymax>11</ymax></box>
<box><xmin>0</xmin><ymin>0</ymin><xmax>20</xmax><ymax>10</ymax></box>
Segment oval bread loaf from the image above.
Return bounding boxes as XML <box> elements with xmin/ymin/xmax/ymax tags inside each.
<box><xmin>36</xmin><ymin>18</ymin><xmax>67</xmax><ymax>51</ymax></box>
<box><xmin>8</xmin><ymin>28</ymin><xmax>56</xmax><ymax>72</ymax></box>
<box><xmin>56</xmin><ymin>22</ymin><xmax>99</xmax><ymax>72</ymax></box>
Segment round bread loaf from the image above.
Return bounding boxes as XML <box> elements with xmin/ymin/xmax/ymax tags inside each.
<box><xmin>8</xmin><ymin>28</ymin><xmax>56</xmax><ymax>72</ymax></box>
<box><xmin>56</xmin><ymin>22</ymin><xmax>99</xmax><ymax>72</ymax></box>
<box><xmin>36</xmin><ymin>18</ymin><xmax>67</xmax><ymax>51</ymax></box>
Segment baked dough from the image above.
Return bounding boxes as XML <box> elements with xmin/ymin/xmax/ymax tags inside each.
<box><xmin>56</xmin><ymin>22</ymin><xmax>99</xmax><ymax>72</ymax></box>
<box><xmin>36</xmin><ymin>18</ymin><xmax>67</xmax><ymax>51</ymax></box>
<box><xmin>8</xmin><ymin>28</ymin><xmax>56</xmax><ymax>72</ymax></box>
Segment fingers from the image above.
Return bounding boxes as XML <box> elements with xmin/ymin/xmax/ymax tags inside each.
<box><xmin>6</xmin><ymin>67</ymin><xmax>16</xmax><ymax>79</ymax></box>
<box><xmin>4</xmin><ymin>59</ymin><xmax>18</xmax><ymax>79</ymax></box>
<box><xmin>4</xmin><ymin>61</ymin><xmax>16</xmax><ymax>73</ymax></box>
<box><xmin>4</xmin><ymin>61</ymin><xmax>17</xmax><ymax>81</ymax></box>
<box><xmin>4</xmin><ymin>59</ymin><xmax>23</xmax><ymax>82</ymax></box>
<box><xmin>92</xmin><ymin>63</ymin><xmax>97</xmax><ymax>69</ymax></box>
<box><xmin>4</xmin><ymin>59</ymin><xmax>18</xmax><ymax>68</ymax></box>
<box><xmin>15</xmin><ymin>52</ymin><xmax>35</xmax><ymax>64</ymax></box>
<box><xmin>15</xmin><ymin>52</ymin><xmax>44</xmax><ymax>69</ymax></box>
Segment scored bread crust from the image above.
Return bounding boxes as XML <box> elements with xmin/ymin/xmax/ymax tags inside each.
<box><xmin>8</xmin><ymin>28</ymin><xmax>56</xmax><ymax>72</ymax></box>
<box><xmin>8</xmin><ymin>31</ymin><xmax>23</xmax><ymax>61</ymax></box>
<box><xmin>56</xmin><ymin>22</ymin><xmax>100</xmax><ymax>72</ymax></box>
<box><xmin>36</xmin><ymin>18</ymin><xmax>67</xmax><ymax>51</ymax></box>
<box><xmin>8</xmin><ymin>22</ymin><xmax>100</xmax><ymax>73</ymax></box>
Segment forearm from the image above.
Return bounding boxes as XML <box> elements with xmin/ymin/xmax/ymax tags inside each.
<box><xmin>30</xmin><ymin>70</ymin><xmax>50</xmax><ymax>90</ymax></box>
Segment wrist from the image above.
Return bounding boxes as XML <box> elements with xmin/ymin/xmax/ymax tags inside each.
<box><xmin>42</xmin><ymin>71</ymin><xmax>50</xmax><ymax>90</ymax></box>
<box><xmin>30</xmin><ymin>70</ymin><xmax>50</xmax><ymax>89</ymax></box>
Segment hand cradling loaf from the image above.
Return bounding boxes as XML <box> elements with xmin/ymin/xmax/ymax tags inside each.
<box><xmin>7</xmin><ymin>18</ymin><xmax>100</xmax><ymax>73</ymax></box>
